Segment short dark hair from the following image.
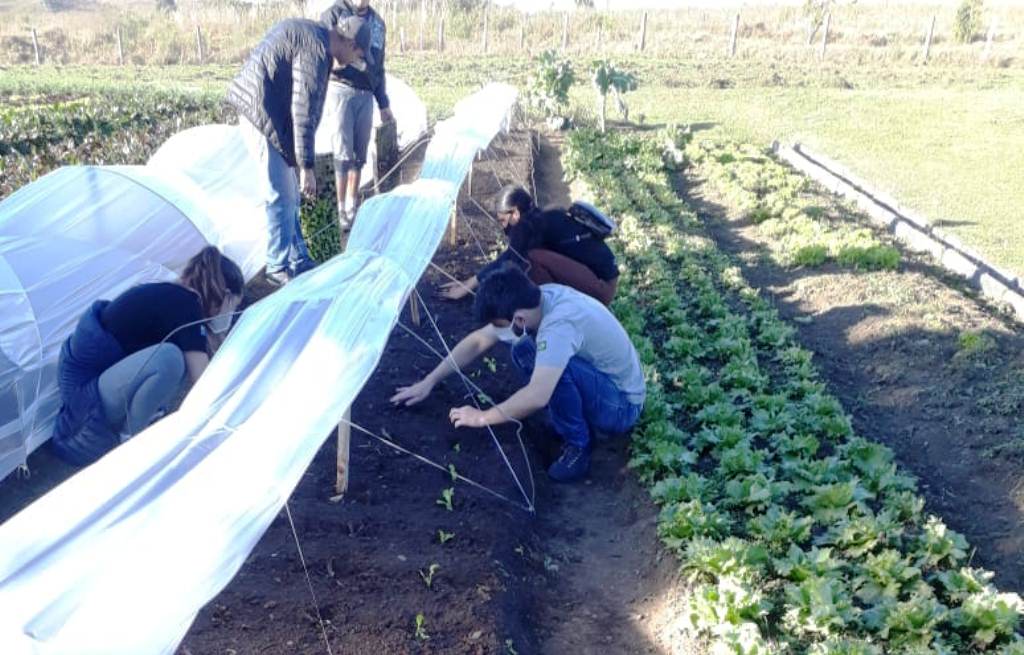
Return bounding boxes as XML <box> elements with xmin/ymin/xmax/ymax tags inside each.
<box><xmin>474</xmin><ymin>264</ymin><xmax>541</xmax><ymax>324</ymax></box>
<box><xmin>496</xmin><ymin>185</ymin><xmax>535</xmax><ymax>215</ymax></box>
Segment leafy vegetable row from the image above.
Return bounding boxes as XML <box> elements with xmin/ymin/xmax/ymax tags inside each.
<box><xmin>563</xmin><ymin>126</ymin><xmax>1023</xmax><ymax>654</ymax></box>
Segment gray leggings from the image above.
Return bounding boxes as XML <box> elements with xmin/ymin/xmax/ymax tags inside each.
<box><xmin>98</xmin><ymin>343</ymin><xmax>186</xmax><ymax>439</ymax></box>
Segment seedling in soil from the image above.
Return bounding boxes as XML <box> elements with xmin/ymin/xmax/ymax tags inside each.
<box><xmin>437</xmin><ymin>529</ymin><xmax>455</xmax><ymax>545</ymax></box>
<box><xmin>448</xmin><ymin>463</ymin><xmax>459</xmax><ymax>482</ymax></box>
<box><xmin>452</xmin><ymin>442</ymin><xmax>461</xmax><ymax>453</ymax></box>
<box><xmin>414</xmin><ymin>613</ymin><xmax>429</xmax><ymax>641</ymax></box>
<box><xmin>419</xmin><ymin>563</ymin><xmax>440</xmax><ymax>589</ymax></box>
<box><xmin>505</xmin><ymin>639</ymin><xmax>519</xmax><ymax>655</ymax></box>
<box><xmin>483</xmin><ymin>356</ymin><xmax>498</xmax><ymax>373</ymax></box>
<box><xmin>476</xmin><ymin>392</ymin><xmax>493</xmax><ymax>405</ymax></box>
<box><xmin>437</xmin><ymin>487</ymin><xmax>455</xmax><ymax>511</ymax></box>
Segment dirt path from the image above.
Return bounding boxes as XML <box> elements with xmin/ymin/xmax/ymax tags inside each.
<box><xmin>679</xmin><ymin>170</ymin><xmax>1024</xmax><ymax>593</ymax></box>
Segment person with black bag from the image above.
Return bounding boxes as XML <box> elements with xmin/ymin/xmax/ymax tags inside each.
<box><xmin>439</xmin><ymin>185</ymin><xmax>620</xmax><ymax>305</ymax></box>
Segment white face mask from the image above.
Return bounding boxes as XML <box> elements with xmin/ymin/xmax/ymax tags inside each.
<box><xmin>208</xmin><ymin>295</ymin><xmax>241</xmax><ymax>335</ymax></box>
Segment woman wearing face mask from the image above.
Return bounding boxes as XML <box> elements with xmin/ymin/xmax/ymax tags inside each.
<box><xmin>51</xmin><ymin>246</ymin><xmax>245</xmax><ymax>466</ymax></box>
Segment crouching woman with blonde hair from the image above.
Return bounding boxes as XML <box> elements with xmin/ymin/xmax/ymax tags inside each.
<box><xmin>51</xmin><ymin>246</ymin><xmax>244</xmax><ymax>465</ymax></box>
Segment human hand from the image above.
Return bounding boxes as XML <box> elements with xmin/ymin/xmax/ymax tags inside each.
<box><xmin>438</xmin><ymin>280</ymin><xmax>471</xmax><ymax>301</ymax></box>
<box><xmin>390</xmin><ymin>379</ymin><xmax>434</xmax><ymax>406</ymax></box>
<box><xmin>381</xmin><ymin>107</ymin><xmax>395</xmax><ymax>124</ymax></box>
<box><xmin>449</xmin><ymin>406</ymin><xmax>486</xmax><ymax>429</ymax></box>
<box><xmin>299</xmin><ymin>167</ymin><xmax>317</xmax><ymax>199</ymax></box>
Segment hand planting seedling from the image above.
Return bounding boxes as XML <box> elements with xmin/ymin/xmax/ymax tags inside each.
<box><xmin>437</xmin><ymin>529</ymin><xmax>455</xmax><ymax>545</ymax></box>
<box><xmin>419</xmin><ymin>563</ymin><xmax>440</xmax><ymax>589</ymax></box>
<box><xmin>413</xmin><ymin>613</ymin><xmax>429</xmax><ymax>641</ymax></box>
<box><xmin>436</xmin><ymin>487</ymin><xmax>454</xmax><ymax>512</ymax></box>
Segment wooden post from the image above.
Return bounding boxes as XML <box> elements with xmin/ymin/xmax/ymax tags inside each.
<box><xmin>983</xmin><ymin>19</ymin><xmax>997</xmax><ymax>61</ymax></box>
<box><xmin>922</xmin><ymin>15</ymin><xmax>935</xmax><ymax>63</ymax></box>
<box><xmin>391</xmin><ymin>1</ymin><xmax>398</xmax><ymax>36</ymax></box>
<box><xmin>30</xmin><ymin>28</ymin><xmax>40</xmax><ymax>66</ymax></box>
<box><xmin>437</xmin><ymin>15</ymin><xmax>444</xmax><ymax>52</ymax></box>
<box><xmin>561</xmin><ymin>12</ymin><xmax>569</xmax><ymax>51</ymax></box>
<box><xmin>418</xmin><ymin>0</ymin><xmax>425</xmax><ymax>49</ymax></box>
<box><xmin>115</xmin><ymin>27</ymin><xmax>124</xmax><ymax>65</ymax></box>
<box><xmin>409</xmin><ymin>291</ymin><xmax>421</xmax><ymax>326</ymax></box>
<box><xmin>195</xmin><ymin>25</ymin><xmax>204</xmax><ymax>64</ymax></box>
<box><xmin>468</xmin><ymin>165</ymin><xmax>474</xmax><ymax>195</ymax></box>
<box><xmin>729</xmin><ymin>13</ymin><xmax>740</xmax><ymax>57</ymax></box>
<box><xmin>335</xmin><ymin>407</ymin><xmax>352</xmax><ymax>495</ymax></box>
<box><xmin>638</xmin><ymin>11</ymin><xmax>648</xmax><ymax>52</ymax></box>
<box><xmin>448</xmin><ymin>206</ymin><xmax>458</xmax><ymax>247</ymax></box>
<box><xmin>819</xmin><ymin>12</ymin><xmax>830</xmax><ymax>60</ymax></box>
<box><xmin>399</xmin><ymin>27</ymin><xmax>406</xmax><ymax>53</ymax></box>
<box><xmin>481</xmin><ymin>3</ymin><xmax>488</xmax><ymax>55</ymax></box>
<box><xmin>519</xmin><ymin>13</ymin><xmax>526</xmax><ymax>51</ymax></box>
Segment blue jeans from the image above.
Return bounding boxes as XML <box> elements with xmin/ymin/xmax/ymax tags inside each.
<box><xmin>98</xmin><ymin>343</ymin><xmax>186</xmax><ymax>438</ymax></box>
<box><xmin>239</xmin><ymin>117</ymin><xmax>314</xmax><ymax>275</ymax></box>
<box><xmin>510</xmin><ymin>337</ymin><xmax>642</xmax><ymax>449</ymax></box>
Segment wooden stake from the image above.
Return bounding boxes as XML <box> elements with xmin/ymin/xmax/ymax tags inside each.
<box><xmin>481</xmin><ymin>2</ymin><xmax>488</xmax><ymax>54</ymax></box>
<box><xmin>409</xmin><ymin>290</ymin><xmax>421</xmax><ymax>326</ymax></box>
<box><xmin>561</xmin><ymin>12</ymin><xmax>569</xmax><ymax>51</ymax></box>
<box><xmin>983</xmin><ymin>19</ymin><xmax>997</xmax><ymax>61</ymax></box>
<box><xmin>519</xmin><ymin>13</ymin><xmax>526</xmax><ymax>51</ymax></box>
<box><xmin>437</xmin><ymin>15</ymin><xmax>444</xmax><ymax>51</ymax></box>
<box><xmin>195</xmin><ymin>25</ymin><xmax>204</xmax><ymax>64</ymax></box>
<box><xmin>115</xmin><ymin>27</ymin><xmax>124</xmax><ymax>65</ymax></box>
<box><xmin>729</xmin><ymin>13</ymin><xmax>740</xmax><ymax>57</ymax></box>
<box><xmin>31</xmin><ymin>28</ymin><xmax>40</xmax><ymax>66</ymax></box>
<box><xmin>335</xmin><ymin>407</ymin><xmax>352</xmax><ymax>495</ymax></box>
<box><xmin>819</xmin><ymin>12</ymin><xmax>831</xmax><ymax>61</ymax></box>
<box><xmin>638</xmin><ymin>11</ymin><xmax>648</xmax><ymax>52</ymax></box>
<box><xmin>923</xmin><ymin>15</ymin><xmax>935</xmax><ymax>63</ymax></box>
<box><xmin>448</xmin><ymin>206</ymin><xmax>458</xmax><ymax>247</ymax></box>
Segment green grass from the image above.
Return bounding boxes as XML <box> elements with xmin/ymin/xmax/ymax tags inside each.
<box><xmin>3</xmin><ymin>55</ymin><xmax>1023</xmax><ymax>278</ymax></box>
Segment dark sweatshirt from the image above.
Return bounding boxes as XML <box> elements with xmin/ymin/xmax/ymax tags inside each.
<box><xmin>320</xmin><ymin>0</ymin><xmax>390</xmax><ymax>110</ymax></box>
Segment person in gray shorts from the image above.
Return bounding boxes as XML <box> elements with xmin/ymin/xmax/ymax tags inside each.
<box><xmin>321</xmin><ymin>0</ymin><xmax>394</xmax><ymax>231</ymax></box>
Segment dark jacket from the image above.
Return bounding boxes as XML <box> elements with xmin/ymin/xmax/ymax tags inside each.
<box><xmin>321</xmin><ymin>1</ymin><xmax>390</xmax><ymax>110</ymax></box>
<box><xmin>51</xmin><ymin>301</ymin><xmax>124</xmax><ymax>466</ymax></box>
<box><xmin>480</xmin><ymin>207</ymin><xmax>619</xmax><ymax>282</ymax></box>
<box><xmin>227</xmin><ymin>18</ymin><xmax>333</xmax><ymax>169</ymax></box>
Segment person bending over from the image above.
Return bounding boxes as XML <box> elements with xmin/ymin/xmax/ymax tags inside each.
<box><xmin>321</xmin><ymin>0</ymin><xmax>394</xmax><ymax>231</ymax></box>
<box><xmin>228</xmin><ymin>15</ymin><xmax>370</xmax><ymax>286</ymax></box>
<box><xmin>440</xmin><ymin>185</ymin><xmax>619</xmax><ymax>306</ymax></box>
<box><xmin>393</xmin><ymin>266</ymin><xmax>645</xmax><ymax>482</ymax></box>
<box><xmin>51</xmin><ymin>246</ymin><xmax>245</xmax><ymax>466</ymax></box>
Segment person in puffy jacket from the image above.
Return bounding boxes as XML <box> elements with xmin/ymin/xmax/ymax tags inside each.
<box><xmin>440</xmin><ymin>185</ymin><xmax>620</xmax><ymax>306</ymax></box>
<box><xmin>227</xmin><ymin>16</ymin><xmax>371</xmax><ymax>286</ymax></box>
<box><xmin>320</xmin><ymin>0</ymin><xmax>394</xmax><ymax>230</ymax></box>
<box><xmin>51</xmin><ymin>247</ymin><xmax>244</xmax><ymax>466</ymax></box>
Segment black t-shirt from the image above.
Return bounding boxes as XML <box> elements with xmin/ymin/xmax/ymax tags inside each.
<box><xmin>492</xmin><ymin>207</ymin><xmax>619</xmax><ymax>281</ymax></box>
<box><xmin>100</xmin><ymin>283</ymin><xmax>207</xmax><ymax>356</ymax></box>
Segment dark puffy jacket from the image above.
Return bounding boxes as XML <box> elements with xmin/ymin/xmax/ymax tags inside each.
<box><xmin>321</xmin><ymin>1</ymin><xmax>390</xmax><ymax>110</ymax></box>
<box><xmin>227</xmin><ymin>18</ymin><xmax>333</xmax><ymax>169</ymax></box>
<box><xmin>51</xmin><ymin>301</ymin><xmax>124</xmax><ymax>466</ymax></box>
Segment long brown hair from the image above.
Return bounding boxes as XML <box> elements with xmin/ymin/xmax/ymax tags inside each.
<box><xmin>180</xmin><ymin>246</ymin><xmax>244</xmax><ymax>318</ymax></box>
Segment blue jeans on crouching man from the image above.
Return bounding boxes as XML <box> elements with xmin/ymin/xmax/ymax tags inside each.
<box><xmin>510</xmin><ymin>337</ymin><xmax>642</xmax><ymax>449</ymax></box>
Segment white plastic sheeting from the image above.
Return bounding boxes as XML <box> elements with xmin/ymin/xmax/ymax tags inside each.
<box><xmin>0</xmin><ymin>82</ymin><xmax>518</xmax><ymax>655</ymax></box>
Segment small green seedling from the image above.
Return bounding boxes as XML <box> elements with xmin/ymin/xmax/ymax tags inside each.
<box><xmin>483</xmin><ymin>356</ymin><xmax>498</xmax><ymax>373</ymax></box>
<box><xmin>437</xmin><ymin>487</ymin><xmax>455</xmax><ymax>512</ymax></box>
<box><xmin>448</xmin><ymin>463</ymin><xmax>458</xmax><ymax>483</ymax></box>
<box><xmin>476</xmin><ymin>391</ymin><xmax>492</xmax><ymax>405</ymax></box>
<box><xmin>438</xmin><ymin>529</ymin><xmax>455</xmax><ymax>545</ymax></box>
<box><xmin>505</xmin><ymin>639</ymin><xmax>519</xmax><ymax>655</ymax></box>
<box><xmin>414</xmin><ymin>613</ymin><xmax>429</xmax><ymax>641</ymax></box>
<box><xmin>452</xmin><ymin>442</ymin><xmax>461</xmax><ymax>453</ymax></box>
<box><xmin>419</xmin><ymin>563</ymin><xmax>440</xmax><ymax>589</ymax></box>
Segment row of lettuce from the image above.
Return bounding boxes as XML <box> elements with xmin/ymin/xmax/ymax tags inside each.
<box><xmin>562</xmin><ymin>127</ymin><xmax>1023</xmax><ymax>654</ymax></box>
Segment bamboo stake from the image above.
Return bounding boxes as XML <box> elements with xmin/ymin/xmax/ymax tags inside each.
<box><xmin>195</xmin><ymin>25</ymin><xmax>204</xmax><ymax>64</ymax></box>
<box><xmin>31</xmin><ymin>28</ymin><xmax>40</xmax><ymax>66</ymax></box>
<box><xmin>638</xmin><ymin>11</ymin><xmax>648</xmax><ymax>52</ymax></box>
<box><xmin>519</xmin><ymin>13</ymin><xmax>526</xmax><ymax>51</ymax></box>
<box><xmin>561</xmin><ymin>12</ymin><xmax>569</xmax><ymax>51</ymax></box>
<box><xmin>437</xmin><ymin>15</ymin><xmax>444</xmax><ymax>52</ymax></box>
<box><xmin>115</xmin><ymin>27</ymin><xmax>124</xmax><ymax>65</ymax></box>
<box><xmin>409</xmin><ymin>290</ymin><xmax>421</xmax><ymax>326</ymax></box>
<box><xmin>335</xmin><ymin>407</ymin><xmax>352</xmax><ymax>495</ymax></box>
<box><xmin>922</xmin><ymin>15</ymin><xmax>935</xmax><ymax>63</ymax></box>
<box><xmin>819</xmin><ymin>11</ymin><xmax>830</xmax><ymax>61</ymax></box>
<box><xmin>448</xmin><ymin>206</ymin><xmax>458</xmax><ymax>247</ymax></box>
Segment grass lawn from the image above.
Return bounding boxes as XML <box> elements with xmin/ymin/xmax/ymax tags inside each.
<box><xmin>3</xmin><ymin>56</ymin><xmax>1023</xmax><ymax>277</ymax></box>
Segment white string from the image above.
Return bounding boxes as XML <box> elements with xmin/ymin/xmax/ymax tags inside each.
<box><xmin>283</xmin><ymin>501</ymin><xmax>335</xmax><ymax>655</ymax></box>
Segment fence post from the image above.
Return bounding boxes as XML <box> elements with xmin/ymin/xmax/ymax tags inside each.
<box><xmin>399</xmin><ymin>27</ymin><xmax>406</xmax><ymax>53</ymax></box>
<box><xmin>115</xmin><ymin>27</ymin><xmax>124</xmax><ymax>65</ymax></box>
<box><xmin>31</xmin><ymin>28</ymin><xmax>41</xmax><ymax>65</ymax></box>
<box><xmin>481</xmin><ymin>3</ymin><xmax>488</xmax><ymax>55</ymax></box>
<box><xmin>729</xmin><ymin>12</ymin><xmax>740</xmax><ymax>57</ymax></box>
<box><xmin>561</xmin><ymin>12</ymin><xmax>569</xmax><ymax>51</ymax></box>
<box><xmin>519</xmin><ymin>12</ymin><xmax>526</xmax><ymax>51</ymax></box>
<box><xmin>334</xmin><ymin>407</ymin><xmax>352</xmax><ymax>495</ymax></box>
<box><xmin>922</xmin><ymin>15</ymin><xmax>935</xmax><ymax>63</ymax></box>
<box><xmin>819</xmin><ymin>11</ymin><xmax>830</xmax><ymax>60</ymax></box>
<box><xmin>448</xmin><ymin>206</ymin><xmax>458</xmax><ymax>247</ymax></box>
<box><xmin>638</xmin><ymin>11</ymin><xmax>647</xmax><ymax>52</ymax></box>
<box><xmin>983</xmin><ymin>19</ymin><xmax>997</xmax><ymax>61</ymax></box>
<box><xmin>391</xmin><ymin>1</ymin><xmax>397</xmax><ymax>37</ymax></box>
<box><xmin>437</xmin><ymin>15</ymin><xmax>444</xmax><ymax>51</ymax></box>
<box><xmin>195</xmin><ymin>25</ymin><xmax>204</xmax><ymax>64</ymax></box>
<box><xmin>418</xmin><ymin>0</ymin><xmax>425</xmax><ymax>49</ymax></box>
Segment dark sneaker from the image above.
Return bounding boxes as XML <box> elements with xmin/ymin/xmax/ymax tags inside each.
<box><xmin>292</xmin><ymin>259</ymin><xmax>317</xmax><ymax>277</ymax></box>
<box><xmin>264</xmin><ymin>269</ymin><xmax>292</xmax><ymax>287</ymax></box>
<box><xmin>547</xmin><ymin>444</ymin><xmax>591</xmax><ymax>483</ymax></box>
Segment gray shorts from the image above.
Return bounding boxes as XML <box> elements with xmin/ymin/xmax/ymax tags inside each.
<box><xmin>325</xmin><ymin>81</ymin><xmax>374</xmax><ymax>170</ymax></box>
